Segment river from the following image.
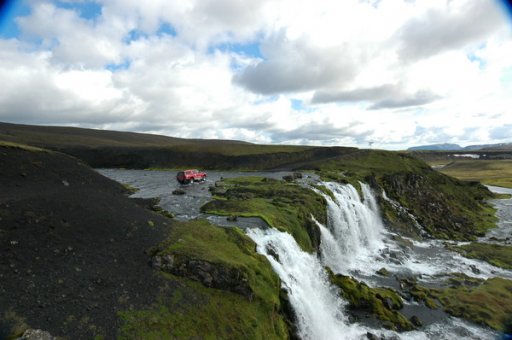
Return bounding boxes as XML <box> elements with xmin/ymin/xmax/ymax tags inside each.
<box><xmin>99</xmin><ymin>169</ymin><xmax>511</xmax><ymax>339</ymax></box>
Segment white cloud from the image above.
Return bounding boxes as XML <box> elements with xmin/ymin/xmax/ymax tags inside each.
<box><xmin>396</xmin><ymin>0</ymin><xmax>505</xmax><ymax>61</ymax></box>
<box><xmin>0</xmin><ymin>0</ymin><xmax>511</xmax><ymax>150</ymax></box>
<box><xmin>234</xmin><ymin>33</ymin><xmax>361</xmax><ymax>94</ymax></box>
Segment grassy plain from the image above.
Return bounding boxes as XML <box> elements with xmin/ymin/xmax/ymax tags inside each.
<box><xmin>437</xmin><ymin>160</ymin><xmax>512</xmax><ymax>188</ymax></box>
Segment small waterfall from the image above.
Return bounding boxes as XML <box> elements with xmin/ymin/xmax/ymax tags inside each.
<box><xmin>381</xmin><ymin>190</ymin><xmax>429</xmax><ymax>237</ymax></box>
<box><xmin>246</xmin><ymin>228</ymin><xmax>363</xmax><ymax>340</ymax></box>
<box><xmin>317</xmin><ymin>182</ymin><xmax>386</xmax><ymax>274</ymax></box>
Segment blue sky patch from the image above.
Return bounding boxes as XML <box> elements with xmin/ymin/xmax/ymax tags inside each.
<box><xmin>56</xmin><ymin>1</ymin><xmax>102</xmax><ymax>21</ymax></box>
<box><xmin>209</xmin><ymin>41</ymin><xmax>262</xmax><ymax>59</ymax></box>
<box><xmin>157</xmin><ymin>22</ymin><xmax>176</xmax><ymax>37</ymax></box>
<box><xmin>291</xmin><ymin>99</ymin><xmax>303</xmax><ymax>111</ymax></box>
<box><xmin>497</xmin><ymin>0</ymin><xmax>512</xmax><ymax>21</ymax></box>
<box><xmin>0</xmin><ymin>0</ymin><xmax>30</xmax><ymax>38</ymax></box>
<box><xmin>467</xmin><ymin>52</ymin><xmax>486</xmax><ymax>69</ymax></box>
<box><xmin>291</xmin><ymin>99</ymin><xmax>315</xmax><ymax>113</ymax></box>
<box><xmin>106</xmin><ymin>60</ymin><xmax>131</xmax><ymax>72</ymax></box>
<box><xmin>124</xmin><ymin>29</ymin><xmax>148</xmax><ymax>43</ymax></box>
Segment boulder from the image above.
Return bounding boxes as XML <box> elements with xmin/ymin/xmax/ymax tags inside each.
<box><xmin>410</xmin><ymin>315</ymin><xmax>422</xmax><ymax>327</ymax></box>
<box><xmin>376</xmin><ymin>267</ymin><xmax>390</xmax><ymax>277</ymax></box>
<box><xmin>16</xmin><ymin>329</ymin><xmax>56</xmax><ymax>340</ymax></box>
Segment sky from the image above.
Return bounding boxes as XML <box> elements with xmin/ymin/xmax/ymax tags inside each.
<box><xmin>0</xmin><ymin>0</ymin><xmax>511</xmax><ymax>150</ymax></box>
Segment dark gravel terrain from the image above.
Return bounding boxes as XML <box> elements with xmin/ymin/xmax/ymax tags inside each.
<box><xmin>0</xmin><ymin>146</ymin><xmax>174</xmax><ymax>339</ymax></box>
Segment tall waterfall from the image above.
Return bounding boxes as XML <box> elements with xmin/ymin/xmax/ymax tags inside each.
<box><xmin>317</xmin><ymin>182</ymin><xmax>387</xmax><ymax>274</ymax></box>
<box><xmin>245</xmin><ymin>182</ymin><xmax>387</xmax><ymax>339</ymax></box>
<box><xmin>246</xmin><ymin>228</ymin><xmax>363</xmax><ymax>340</ymax></box>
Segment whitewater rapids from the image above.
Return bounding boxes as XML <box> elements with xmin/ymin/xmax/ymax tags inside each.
<box><xmin>246</xmin><ymin>181</ymin><xmax>503</xmax><ymax>339</ymax></box>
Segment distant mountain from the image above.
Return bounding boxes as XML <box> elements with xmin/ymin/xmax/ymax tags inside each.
<box><xmin>408</xmin><ymin>143</ymin><xmax>463</xmax><ymax>151</ymax></box>
<box><xmin>472</xmin><ymin>143</ymin><xmax>512</xmax><ymax>151</ymax></box>
<box><xmin>408</xmin><ymin>142</ymin><xmax>512</xmax><ymax>152</ymax></box>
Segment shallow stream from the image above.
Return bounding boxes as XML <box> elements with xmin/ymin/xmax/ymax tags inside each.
<box><xmin>99</xmin><ymin>169</ymin><xmax>511</xmax><ymax>339</ymax></box>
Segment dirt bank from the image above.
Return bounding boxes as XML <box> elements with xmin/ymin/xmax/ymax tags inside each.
<box><xmin>0</xmin><ymin>145</ymin><xmax>174</xmax><ymax>339</ymax></box>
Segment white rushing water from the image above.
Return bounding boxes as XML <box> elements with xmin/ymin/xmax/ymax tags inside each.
<box><xmin>246</xmin><ymin>228</ymin><xmax>364</xmax><ymax>340</ymax></box>
<box><xmin>317</xmin><ymin>182</ymin><xmax>388</xmax><ymax>275</ymax></box>
<box><xmin>247</xmin><ymin>181</ymin><xmax>505</xmax><ymax>339</ymax></box>
<box><xmin>315</xmin><ymin>182</ymin><xmax>512</xmax><ymax>282</ymax></box>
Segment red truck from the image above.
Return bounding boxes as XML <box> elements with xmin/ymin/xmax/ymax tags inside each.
<box><xmin>176</xmin><ymin>169</ymin><xmax>207</xmax><ymax>184</ymax></box>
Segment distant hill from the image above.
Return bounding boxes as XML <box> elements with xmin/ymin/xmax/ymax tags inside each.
<box><xmin>0</xmin><ymin>122</ymin><xmax>356</xmax><ymax>170</ymax></box>
<box><xmin>408</xmin><ymin>142</ymin><xmax>512</xmax><ymax>152</ymax></box>
<box><xmin>478</xmin><ymin>143</ymin><xmax>512</xmax><ymax>151</ymax></box>
<box><xmin>0</xmin><ymin>121</ymin><xmax>251</xmax><ymax>148</ymax></box>
<box><xmin>408</xmin><ymin>143</ymin><xmax>463</xmax><ymax>151</ymax></box>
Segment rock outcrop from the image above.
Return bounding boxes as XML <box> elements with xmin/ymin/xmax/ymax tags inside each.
<box><xmin>152</xmin><ymin>254</ymin><xmax>253</xmax><ymax>299</ymax></box>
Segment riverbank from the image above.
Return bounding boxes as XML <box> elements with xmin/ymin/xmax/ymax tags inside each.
<box><xmin>0</xmin><ymin>144</ymin><xmax>291</xmax><ymax>339</ymax></box>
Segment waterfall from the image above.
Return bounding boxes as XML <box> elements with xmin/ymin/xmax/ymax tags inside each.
<box><xmin>245</xmin><ymin>182</ymin><xmax>388</xmax><ymax>339</ymax></box>
<box><xmin>246</xmin><ymin>228</ymin><xmax>364</xmax><ymax>340</ymax></box>
<box><xmin>316</xmin><ymin>182</ymin><xmax>387</xmax><ymax>274</ymax></box>
<box><xmin>246</xmin><ymin>181</ymin><xmax>499</xmax><ymax>340</ymax></box>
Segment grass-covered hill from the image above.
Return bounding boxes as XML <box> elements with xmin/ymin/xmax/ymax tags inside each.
<box><xmin>0</xmin><ymin>122</ymin><xmax>355</xmax><ymax>169</ymax></box>
<box><xmin>0</xmin><ymin>144</ymin><xmax>293</xmax><ymax>339</ymax></box>
<box><xmin>0</xmin><ymin>121</ymin><xmax>251</xmax><ymax>148</ymax></box>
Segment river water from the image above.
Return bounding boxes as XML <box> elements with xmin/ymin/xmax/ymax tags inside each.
<box><xmin>99</xmin><ymin>169</ymin><xmax>511</xmax><ymax>339</ymax></box>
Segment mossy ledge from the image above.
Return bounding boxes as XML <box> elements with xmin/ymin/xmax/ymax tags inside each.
<box><xmin>119</xmin><ymin>219</ymin><xmax>291</xmax><ymax>339</ymax></box>
<box><xmin>326</xmin><ymin>268</ymin><xmax>415</xmax><ymax>332</ymax></box>
<box><xmin>201</xmin><ymin>176</ymin><xmax>327</xmax><ymax>253</ymax></box>
<box><xmin>449</xmin><ymin>242</ymin><xmax>512</xmax><ymax>269</ymax></box>
<box><xmin>308</xmin><ymin>150</ymin><xmax>498</xmax><ymax>241</ymax></box>
<box><xmin>399</xmin><ymin>274</ymin><xmax>512</xmax><ymax>332</ymax></box>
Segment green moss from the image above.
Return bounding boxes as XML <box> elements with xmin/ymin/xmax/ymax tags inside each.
<box><xmin>121</xmin><ymin>183</ymin><xmax>140</xmax><ymax>194</ymax></box>
<box><xmin>326</xmin><ymin>268</ymin><xmax>414</xmax><ymax>331</ymax></box>
<box><xmin>201</xmin><ymin>177</ymin><xmax>327</xmax><ymax>252</ymax></box>
<box><xmin>432</xmin><ymin>277</ymin><xmax>512</xmax><ymax>331</ymax></box>
<box><xmin>0</xmin><ymin>141</ymin><xmax>48</xmax><ymax>153</ymax></box>
<box><xmin>1</xmin><ymin>310</ymin><xmax>29</xmax><ymax>340</ymax></box>
<box><xmin>494</xmin><ymin>193</ymin><xmax>512</xmax><ymax>199</ymax></box>
<box><xmin>451</xmin><ymin>243</ymin><xmax>512</xmax><ymax>269</ymax></box>
<box><xmin>316</xmin><ymin>150</ymin><xmax>426</xmax><ymax>181</ymax></box>
<box><xmin>119</xmin><ymin>220</ymin><xmax>289</xmax><ymax>339</ymax></box>
<box><xmin>400</xmin><ymin>279</ymin><xmax>439</xmax><ymax>309</ymax></box>
<box><xmin>312</xmin><ymin>150</ymin><xmax>497</xmax><ymax>240</ymax></box>
<box><xmin>156</xmin><ymin>220</ymin><xmax>281</xmax><ymax>304</ymax></box>
<box><xmin>399</xmin><ymin>275</ymin><xmax>512</xmax><ymax>331</ymax></box>
<box><xmin>119</xmin><ymin>274</ymin><xmax>288</xmax><ymax>339</ymax></box>
<box><xmin>150</xmin><ymin>205</ymin><xmax>175</xmax><ymax>219</ymax></box>
<box><xmin>311</xmin><ymin>184</ymin><xmax>335</xmax><ymax>201</ymax></box>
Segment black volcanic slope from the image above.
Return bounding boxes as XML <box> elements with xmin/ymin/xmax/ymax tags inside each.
<box><xmin>0</xmin><ymin>145</ymin><xmax>173</xmax><ymax>339</ymax></box>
